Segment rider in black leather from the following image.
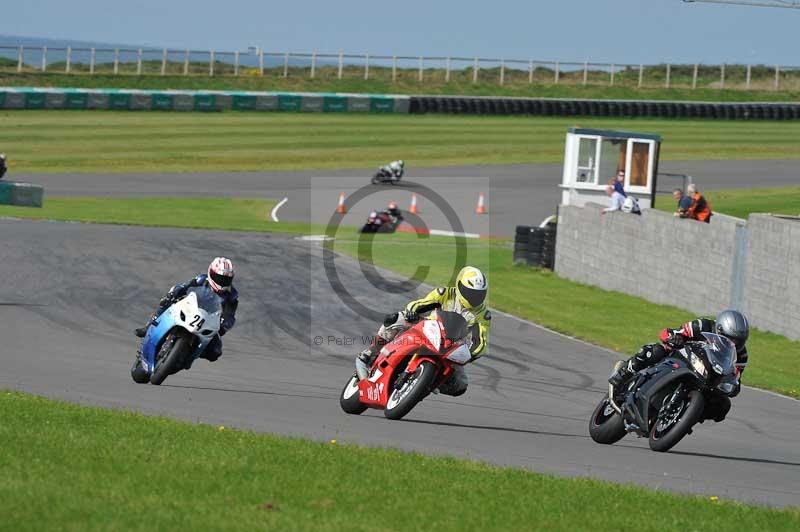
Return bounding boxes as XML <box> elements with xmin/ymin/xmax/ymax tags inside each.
<box><xmin>609</xmin><ymin>310</ymin><xmax>749</xmax><ymax>422</ymax></box>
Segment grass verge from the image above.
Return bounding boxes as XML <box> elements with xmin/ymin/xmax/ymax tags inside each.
<box><xmin>0</xmin><ymin>196</ymin><xmax>309</xmax><ymax>234</ymax></box>
<box><xmin>656</xmin><ymin>187</ymin><xmax>800</xmax><ymax>220</ymax></box>
<box><xmin>1</xmin><ymin>390</ymin><xmax>798</xmax><ymax>531</ymax></box>
<box><xmin>5</xmin><ymin>71</ymin><xmax>800</xmax><ymax>102</ymax></box>
<box><xmin>3</xmin><ymin>111</ymin><xmax>800</xmax><ymax>174</ymax></box>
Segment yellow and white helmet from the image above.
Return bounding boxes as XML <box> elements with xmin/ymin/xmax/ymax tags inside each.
<box><xmin>456</xmin><ymin>266</ymin><xmax>487</xmax><ymax>309</ymax></box>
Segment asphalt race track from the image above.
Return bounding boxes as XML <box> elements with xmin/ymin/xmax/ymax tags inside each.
<box><xmin>2</xmin><ymin>219</ymin><xmax>799</xmax><ymax>507</ymax></box>
<box><xmin>16</xmin><ymin>159</ymin><xmax>800</xmax><ymax>237</ymax></box>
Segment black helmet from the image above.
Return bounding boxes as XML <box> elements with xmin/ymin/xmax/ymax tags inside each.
<box><xmin>715</xmin><ymin>310</ymin><xmax>749</xmax><ymax>349</ymax></box>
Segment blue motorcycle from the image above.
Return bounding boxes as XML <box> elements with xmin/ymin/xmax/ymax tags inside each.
<box><xmin>131</xmin><ymin>285</ymin><xmax>222</xmax><ymax>385</ymax></box>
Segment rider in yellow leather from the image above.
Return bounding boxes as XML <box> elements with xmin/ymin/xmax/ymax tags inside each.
<box><xmin>355</xmin><ymin>266</ymin><xmax>491</xmax><ymax>396</ymax></box>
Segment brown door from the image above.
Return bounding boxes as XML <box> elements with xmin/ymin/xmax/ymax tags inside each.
<box><xmin>630</xmin><ymin>142</ymin><xmax>650</xmax><ymax>187</ymax></box>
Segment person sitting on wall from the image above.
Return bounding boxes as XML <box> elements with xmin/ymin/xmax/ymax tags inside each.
<box><xmin>601</xmin><ymin>184</ymin><xmax>626</xmax><ymax>215</ymax></box>
<box><xmin>672</xmin><ymin>188</ymin><xmax>693</xmax><ymax>218</ymax></box>
<box><xmin>686</xmin><ymin>183</ymin><xmax>712</xmax><ymax>223</ymax></box>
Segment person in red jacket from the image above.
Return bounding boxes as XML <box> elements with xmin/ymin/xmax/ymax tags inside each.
<box><xmin>608</xmin><ymin>310</ymin><xmax>749</xmax><ymax>422</ymax></box>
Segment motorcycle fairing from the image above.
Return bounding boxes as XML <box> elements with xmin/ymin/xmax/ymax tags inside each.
<box><xmin>141</xmin><ymin>287</ymin><xmax>222</xmax><ymax>373</ymax></box>
<box><xmin>625</xmin><ymin>358</ymin><xmax>700</xmax><ymax>432</ymax></box>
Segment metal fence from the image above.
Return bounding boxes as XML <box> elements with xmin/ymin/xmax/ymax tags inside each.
<box><xmin>2</xmin><ymin>45</ymin><xmax>799</xmax><ymax>91</ymax></box>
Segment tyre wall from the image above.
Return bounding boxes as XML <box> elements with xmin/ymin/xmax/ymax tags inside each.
<box><xmin>410</xmin><ymin>96</ymin><xmax>800</xmax><ymax>120</ymax></box>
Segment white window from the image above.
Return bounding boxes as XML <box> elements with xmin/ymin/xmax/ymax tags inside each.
<box><xmin>576</xmin><ymin>137</ymin><xmax>597</xmax><ymax>183</ymax></box>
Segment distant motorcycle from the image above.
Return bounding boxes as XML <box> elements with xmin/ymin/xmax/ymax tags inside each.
<box><xmin>131</xmin><ymin>285</ymin><xmax>222</xmax><ymax>385</ymax></box>
<box><xmin>340</xmin><ymin>310</ymin><xmax>473</xmax><ymax>420</ymax></box>
<box><xmin>359</xmin><ymin>210</ymin><xmax>403</xmax><ymax>233</ymax></box>
<box><xmin>589</xmin><ymin>332</ymin><xmax>739</xmax><ymax>452</ymax></box>
<box><xmin>371</xmin><ymin>167</ymin><xmax>403</xmax><ymax>185</ymax></box>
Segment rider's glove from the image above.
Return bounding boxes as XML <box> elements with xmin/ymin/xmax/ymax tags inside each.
<box><xmin>404</xmin><ymin>310</ymin><xmax>420</xmax><ymax>324</ymax></box>
<box><xmin>664</xmin><ymin>331</ymin><xmax>685</xmax><ymax>349</ymax></box>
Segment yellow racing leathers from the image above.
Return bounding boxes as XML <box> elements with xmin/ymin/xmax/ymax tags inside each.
<box><xmin>406</xmin><ymin>286</ymin><xmax>491</xmax><ymax>359</ymax></box>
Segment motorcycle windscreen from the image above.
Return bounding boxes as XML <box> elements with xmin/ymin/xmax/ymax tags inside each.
<box><xmin>187</xmin><ymin>285</ymin><xmax>223</xmax><ymax>315</ymax></box>
<box><xmin>438</xmin><ymin>311</ymin><xmax>469</xmax><ymax>345</ymax></box>
<box><xmin>700</xmin><ymin>332</ymin><xmax>736</xmax><ymax>375</ymax></box>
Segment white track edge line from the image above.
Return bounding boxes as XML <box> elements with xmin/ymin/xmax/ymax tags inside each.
<box><xmin>270</xmin><ymin>197</ymin><xmax>288</xmax><ymax>222</ymax></box>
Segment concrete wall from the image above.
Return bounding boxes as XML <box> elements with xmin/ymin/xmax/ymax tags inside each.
<box><xmin>555</xmin><ymin>204</ymin><xmax>799</xmax><ymax>340</ymax></box>
<box><xmin>555</xmin><ymin>203</ymin><xmax>744</xmax><ymax>317</ymax></box>
<box><xmin>744</xmin><ymin>215</ymin><xmax>800</xmax><ymax>340</ymax></box>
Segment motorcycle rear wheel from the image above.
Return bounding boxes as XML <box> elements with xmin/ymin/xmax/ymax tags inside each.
<box><xmin>589</xmin><ymin>396</ymin><xmax>627</xmax><ymax>444</ymax></box>
<box><xmin>150</xmin><ymin>332</ymin><xmax>190</xmax><ymax>385</ymax></box>
<box><xmin>649</xmin><ymin>389</ymin><xmax>705</xmax><ymax>452</ymax></box>
<box><xmin>340</xmin><ymin>374</ymin><xmax>368</xmax><ymax>415</ymax></box>
<box><xmin>384</xmin><ymin>361</ymin><xmax>437</xmax><ymax>420</ymax></box>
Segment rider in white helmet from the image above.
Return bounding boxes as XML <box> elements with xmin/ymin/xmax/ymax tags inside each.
<box><xmin>356</xmin><ymin>266</ymin><xmax>491</xmax><ymax>396</ymax></box>
<box><xmin>380</xmin><ymin>160</ymin><xmax>404</xmax><ymax>179</ymax></box>
<box><xmin>135</xmin><ymin>257</ymin><xmax>238</xmax><ymax>363</ymax></box>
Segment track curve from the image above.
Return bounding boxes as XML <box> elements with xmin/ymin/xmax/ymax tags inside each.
<box><xmin>1</xmin><ymin>219</ymin><xmax>798</xmax><ymax>507</ymax></box>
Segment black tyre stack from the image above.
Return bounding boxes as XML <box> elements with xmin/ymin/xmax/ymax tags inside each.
<box><xmin>513</xmin><ymin>224</ymin><xmax>557</xmax><ymax>269</ymax></box>
<box><xmin>409</xmin><ymin>96</ymin><xmax>800</xmax><ymax>120</ymax></box>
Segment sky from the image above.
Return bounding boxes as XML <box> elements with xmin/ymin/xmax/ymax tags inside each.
<box><xmin>4</xmin><ymin>0</ymin><xmax>798</xmax><ymax>65</ymax></box>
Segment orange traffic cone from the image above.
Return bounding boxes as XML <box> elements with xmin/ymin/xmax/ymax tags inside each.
<box><xmin>475</xmin><ymin>192</ymin><xmax>487</xmax><ymax>214</ymax></box>
<box><xmin>336</xmin><ymin>192</ymin><xmax>347</xmax><ymax>214</ymax></box>
<box><xmin>409</xmin><ymin>193</ymin><xmax>418</xmax><ymax>214</ymax></box>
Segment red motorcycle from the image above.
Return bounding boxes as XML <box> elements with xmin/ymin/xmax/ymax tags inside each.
<box><xmin>340</xmin><ymin>311</ymin><xmax>472</xmax><ymax>420</ymax></box>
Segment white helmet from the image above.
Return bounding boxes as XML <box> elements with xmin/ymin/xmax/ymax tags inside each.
<box><xmin>207</xmin><ymin>257</ymin><xmax>234</xmax><ymax>293</ymax></box>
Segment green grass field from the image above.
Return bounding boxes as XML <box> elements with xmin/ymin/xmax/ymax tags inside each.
<box><xmin>2</xmin><ymin>195</ymin><xmax>797</xmax><ymax>398</ymax></box>
<box><xmin>2</xmin><ymin>391</ymin><xmax>797</xmax><ymax>531</ymax></box>
<box><xmin>3</xmin><ymin>111</ymin><xmax>800</xmax><ymax>174</ymax></box>
<box><xmin>656</xmin><ymin>187</ymin><xmax>800</xmax><ymax>220</ymax></box>
<box><xmin>5</xmin><ymin>70</ymin><xmax>800</xmax><ymax>102</ymax></box>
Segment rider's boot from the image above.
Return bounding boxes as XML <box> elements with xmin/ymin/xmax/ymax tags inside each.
<box><xmin>355</xmin><ymin>337</ymin><xmax>386</xmax><ymax>380</ymax></box>
<box><xmin>134</xmin><ymin>310</ymin><xmax>162</xmax><ymax>338</ymax></box>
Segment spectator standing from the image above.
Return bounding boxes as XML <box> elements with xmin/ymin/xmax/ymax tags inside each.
<box><xmin>686</xmin><ymin>184</ymin><xmax>712</xmax><ymax>223</ymax></box>
<box><xmin>672</xmin><ymin>188</ymin><xmax>693</xmax><ymax>218</ymax></box>
<box><xmin>0</xmin><ymin>153</ymin><xmax>7</xmax><ymax>180</ymax></box>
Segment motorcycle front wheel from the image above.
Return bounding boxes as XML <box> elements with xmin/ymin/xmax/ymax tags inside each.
<box><xmin>589</xmin><ymin>396</ymin><xmax>627</xmax><ymax>445</ymax></box>
<box><xmin>340</xmin><ymin>374</ymin><xmax>368</xmax><ymax>415</ymax></box>
<box><xmin>371</xmin><ymin>175</ymin><xmax>382</xmax><ymax>185</ymax></box>
<box><xmin>649</xmin><ymin>389</ymin><xmax>705</xmax><ymax>452</ymax></box>
<box><xmin>150</xmin><ymin>332</ymin><xmax>191</xmax><ymax>385</ymax></box>
<box><xmin>384</xmin><ymin>361</ymin><xmax>437</xmax><ymax>420</ymax></box>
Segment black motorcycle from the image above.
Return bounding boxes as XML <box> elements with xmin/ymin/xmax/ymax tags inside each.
<box><xmin>589</xmin><ymin>332</ymin><xmax>739</xmax><ymax>452</ymax></box>
<box><xmin>359</xmin><ymin>210</ymin><xmax>403</xmax><ymax>233</ymax></box>
<box><xmin>371</xmin><ymin>167</ymin><xmax>403</xmax><ymax>185</ymax></box>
